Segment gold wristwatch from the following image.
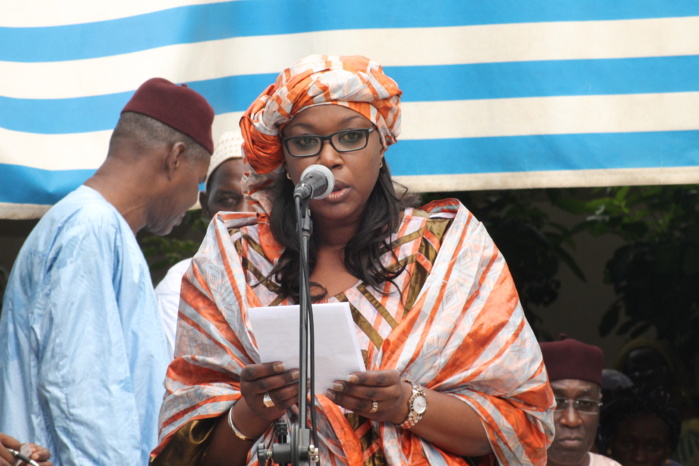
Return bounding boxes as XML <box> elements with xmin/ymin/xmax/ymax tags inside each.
<box><xmin>399</xmin><ymin>380</ymin><xmax>428</xmax><ymax>429</ymax></box>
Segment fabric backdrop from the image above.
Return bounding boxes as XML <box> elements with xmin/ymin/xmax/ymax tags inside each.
<box><xmin>1</xmin><ymin>0</ymin><xmax>698</xmax><ymax>219</ymax></box>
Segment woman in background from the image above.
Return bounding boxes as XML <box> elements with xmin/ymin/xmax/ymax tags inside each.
<box><xmin>598</xmin><ymin>385</ymin><xmax>682</xmax><ymax>466</ymax></box>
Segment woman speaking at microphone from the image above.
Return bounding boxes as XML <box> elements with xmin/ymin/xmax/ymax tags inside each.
<box><xmin>152</xmin><ymin>55</ymin><xmax>554</xmax><ymax>465</ymax></box>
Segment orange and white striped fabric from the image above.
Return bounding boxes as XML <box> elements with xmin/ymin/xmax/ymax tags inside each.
<box><xmin>154</xmin><ymin>199</ymin><xmax>554</xmax><ymax>465</ymax></box>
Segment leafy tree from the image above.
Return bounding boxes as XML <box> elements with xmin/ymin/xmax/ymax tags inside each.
<box><xmin>555</xmin><ymin>185</ymin><xmax>699</xmax><ymax>393</ymax></box>
<box><xmin>555</xmin><ymin>186</ymin><xmax>699</xmax><ymax>344</ymax></box>
<box><xmin>138</xmin><ymin>210</ymin><xmax>209</xmax><ymax>280</ymax></box>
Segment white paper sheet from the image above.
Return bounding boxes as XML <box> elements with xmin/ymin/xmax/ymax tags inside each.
<box><xmin>248</xmin><ymin>302</ymin><xmax>365</xmax><ymax>393</ymax></box>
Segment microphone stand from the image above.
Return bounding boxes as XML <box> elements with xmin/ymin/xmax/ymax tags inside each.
<box><xmin>257</xmin><ymin>195</ymin><xmax>319</xmax><ymax>465</ymax></box>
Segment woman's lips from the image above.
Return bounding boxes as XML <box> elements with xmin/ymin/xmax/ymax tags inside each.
<box><xmin>325</xmin><ymin>182</ymin><xmax>349</xmax><ymax>202</ymax></box>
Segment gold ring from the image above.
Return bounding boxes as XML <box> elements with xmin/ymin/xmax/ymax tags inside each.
<box><xmin>369</xmin><ymin>400</ymin><xmax>378</xmax><ymax>413</ymax></box>
<box><xmin>263</xmin><ymin>393</ymin><xmax>275</xmax><ymax>408</ymax></box>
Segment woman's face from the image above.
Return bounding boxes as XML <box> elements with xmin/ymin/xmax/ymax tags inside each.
<box><xmin>282</xmin><ymin>104</ymin><xmax>384</xmax><ymax>228</ymax></box>
<box><xmin>610</xmin><ymin>414</ymin><xmax>673</xmax><ymax>466</ymax></box>
<box><xmin>148</xmin><ymin>147</ymin><xmax>209</xmax><ymax>236</ymax></box>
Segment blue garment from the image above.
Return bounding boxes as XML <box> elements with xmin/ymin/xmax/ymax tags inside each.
<box><xmin>0</xmin><ymin>186</ymin><xmax>170</xmax><ymax>466</ymax></box>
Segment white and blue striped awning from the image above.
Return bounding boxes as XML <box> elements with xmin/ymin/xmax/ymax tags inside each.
<box><xmin>2</xmin><ymin>0</ymin><xmax>698</xmax><ymax>219</ymax></box>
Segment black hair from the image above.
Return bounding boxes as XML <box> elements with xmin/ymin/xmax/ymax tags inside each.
<box><xmin>597</xmin><ymin>385</ymin><xmax>682</xmax><ymax>454</ymax></box>
<box><xmin>264</xmin><ymin>162</ymin><xmax>420</xmax><ymax>301</ymax></box>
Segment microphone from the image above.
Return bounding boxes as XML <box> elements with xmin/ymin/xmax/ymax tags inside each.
<box><xmin>293</xmin><ymin>165</ymin><xmax>334</xmax><ymax>200</ymax></box>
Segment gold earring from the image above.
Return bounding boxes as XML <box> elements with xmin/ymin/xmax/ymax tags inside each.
<box><xmin>379</xmin><ymin>159</ymin><xmax>384</xmax><ymax>168</ymax></box>
<box><xmin>286</xmin><ymin>172</ymin><xmax>292</xmax><ymax>180</ymax></box>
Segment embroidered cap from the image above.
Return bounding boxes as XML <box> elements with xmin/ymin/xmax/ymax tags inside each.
<box><xmin>122</xmin><ymin>78</ymin><xmax>215</xmax><ymax>154</ymax></box>
<box><xmin>540</xmin><ymin>334</ymin><xmax>604</xmax><ymax>386</ymax></box>
<box><xmin>208</xmin><ymin>130</ymin><xmax>244</xmax><ymax>181</ymax></box>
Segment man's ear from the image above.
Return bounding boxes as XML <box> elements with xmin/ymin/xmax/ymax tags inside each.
<box><xmin>199</xmin><ymin>190</ymin><xmax>210</xmax><ymax>219</ymax></box>
<box><xmin>165</xmin><ymin>142</ymin><xmax>188</xmax><ymax>178</ymax></box>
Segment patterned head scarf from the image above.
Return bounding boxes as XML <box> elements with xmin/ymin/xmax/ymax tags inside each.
<box><xmin>239</xmin><ymin>54</ymin><xmax>402</xmax><ymax>213</ymax></box>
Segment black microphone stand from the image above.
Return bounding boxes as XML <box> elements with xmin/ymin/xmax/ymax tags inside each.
<box><xmin>257</xmin><ymin>195</ymin><xmax>319</xmax><ymax>465</ymax></box>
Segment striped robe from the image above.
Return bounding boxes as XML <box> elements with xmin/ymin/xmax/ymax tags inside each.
<box><xmin>153</xmin><ymin>199</ymin><xmax>554</xmax><ymax>465</ymax></box>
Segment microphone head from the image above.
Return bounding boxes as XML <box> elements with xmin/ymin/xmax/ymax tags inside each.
<box><xmin>299</xmin><ymin>164</ymin><xmax>335</xmax><ymax>199</ymax></box>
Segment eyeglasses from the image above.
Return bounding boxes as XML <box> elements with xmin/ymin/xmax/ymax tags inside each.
<box><xmin>283</xmin><ymin>127</ymin><xmax>376</xmax><ymax>157</ymax></box>
<box><xmin>554</xmin><ymin>398</ymin><xmax>603</xmax><ymax>414</ymax></box>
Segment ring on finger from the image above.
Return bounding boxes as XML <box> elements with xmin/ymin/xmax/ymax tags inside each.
<box><xmin>263</xmin><ymin>393</ymin><xmax>275</xmax><ymax>408</ymax></box>
<box><xmin>369</xmin><ymin>400</ymin><xmax>379</xmax><ymax>413</ymax></box>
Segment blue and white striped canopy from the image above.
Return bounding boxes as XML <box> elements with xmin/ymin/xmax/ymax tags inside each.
<box><xmin>2</xmin><ymin>0</ymin><xmax>698</xmax><ymax>219</ymax></box>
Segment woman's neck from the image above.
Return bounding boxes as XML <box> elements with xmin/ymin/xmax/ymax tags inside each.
<box><xmin>312</xmin><ymin>218</ymin><xmax>358</xmax><ymax>251</ymax></box>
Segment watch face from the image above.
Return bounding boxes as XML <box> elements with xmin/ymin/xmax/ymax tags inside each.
<box><xmin>413</xmin><ymin>395</ymin><xmax>427</xmax><ymax>414</ymax></box>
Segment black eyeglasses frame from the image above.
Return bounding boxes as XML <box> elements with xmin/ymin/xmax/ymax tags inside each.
<box><xmin>282</xmin><ymin>127</ymin><xmax>377</xmax><ymax>158</ymax></box>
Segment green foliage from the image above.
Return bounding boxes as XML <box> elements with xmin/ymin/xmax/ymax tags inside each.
<box><xmin>138</xmin><ymin>210</ymin><xmax>209</xmax><ymax>279</ymax></box>
<box><xmin>557</xmin><ymin>185</ymin><xmax>699</xmax><ymax>355</ymax></box>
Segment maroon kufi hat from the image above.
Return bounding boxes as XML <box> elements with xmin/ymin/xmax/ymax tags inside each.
<box><xmin>121</xmin><ymin>78</ymin><xmax>215</xmax><ymax>153</ymax></box>
<box><xmin>540</xmin><ymin>334</ymin><xmax>604</xmax><ymax>386</ymax></box>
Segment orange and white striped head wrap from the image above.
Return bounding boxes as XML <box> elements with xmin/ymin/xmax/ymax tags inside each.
<box><xmin>239</xmin><ymin>55</ymin><xmax>402</xmax><ymax>213</ymax></box>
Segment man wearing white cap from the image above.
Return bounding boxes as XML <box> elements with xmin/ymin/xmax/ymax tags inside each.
<box><xmin>155</xmin><ymin>129</ymin><xmax>251</xmax><ymax>356</ymax></box>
